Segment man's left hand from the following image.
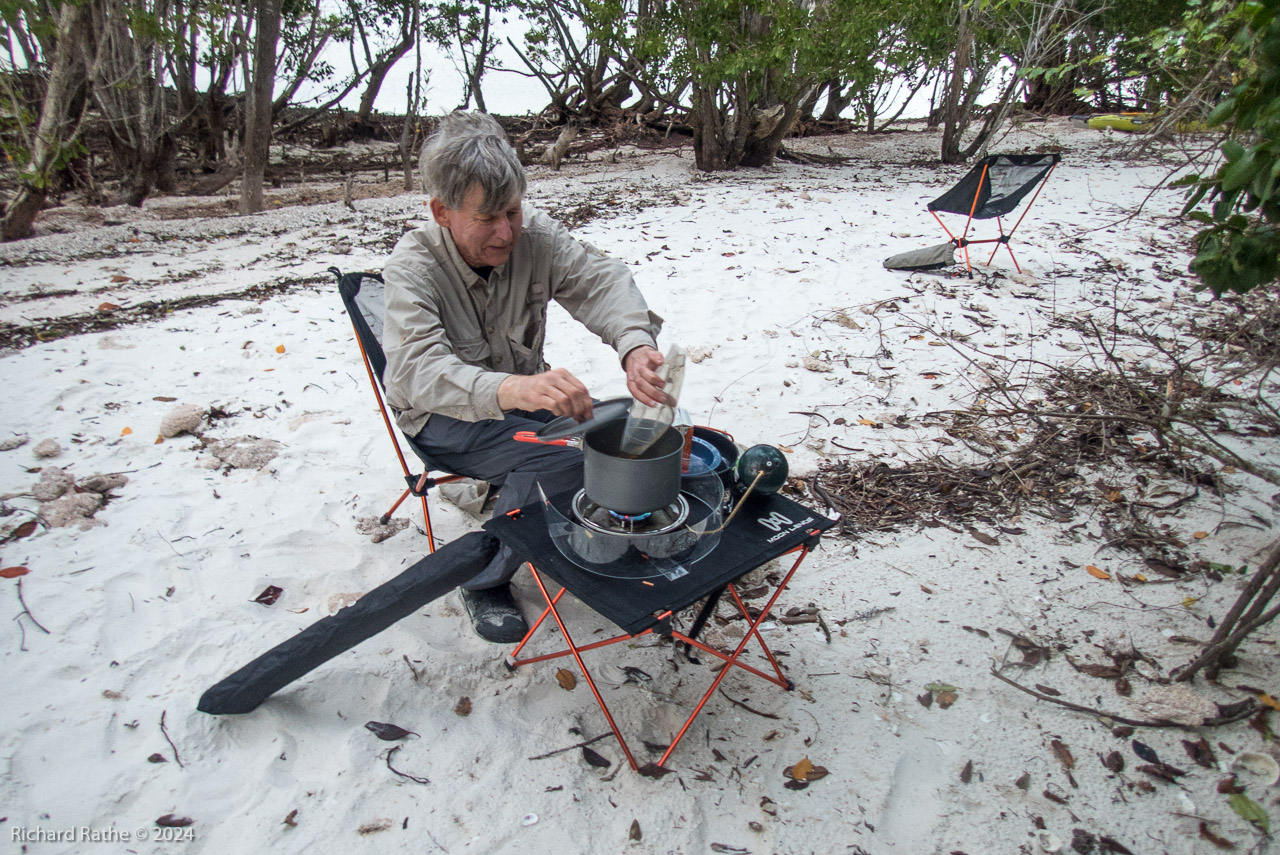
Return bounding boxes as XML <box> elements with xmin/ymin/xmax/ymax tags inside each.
<box><xmin>624</xmin><ymin>345</ymin><xmax>666</xmax><ymax>407</ymax></box>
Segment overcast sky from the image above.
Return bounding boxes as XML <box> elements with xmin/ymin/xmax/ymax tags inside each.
<box><xmin>295</xmin><ymin>16</ymin><xmax>554</xmax><ymax>117</ymax></box>
<box><xmin>289</xmin><ymin>17</ymin><xmax>945</xmax><ymax>121</ymax></box>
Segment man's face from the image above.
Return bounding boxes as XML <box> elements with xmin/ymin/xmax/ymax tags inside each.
<box><xmin>430</xmin><ymin>184</ymin><xmax>523</xmax><ymax>268</ymax></box>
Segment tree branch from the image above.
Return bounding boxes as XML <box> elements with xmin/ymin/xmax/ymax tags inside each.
<box><xmin>991</xmin><ymin>666</ymin><xmax>1259</xmax><ymax>728</ymax></box>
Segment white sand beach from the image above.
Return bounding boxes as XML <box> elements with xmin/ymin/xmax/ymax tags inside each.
<box><xmin>1</xmin><ymin>118</ymin><xmax>1277</xmax><ymax>855</ymax></box>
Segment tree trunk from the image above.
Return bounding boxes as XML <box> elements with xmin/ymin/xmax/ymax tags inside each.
<box><xmin>942</xmin><ymin>0</ymin><xmax>1076</xmax><ymax>162</ymax></box>
<box><xmin>1024</xmin><ymin>75</ymin><xmax>1087</xmax><ymax>115</ymax></box>
<box><xmin>1024</xmin><ymin>51</ymin><xmax>1093</xmax><ymax>115</ymax></box>
<box><xmin>797</xmin><ymin>78</ymin><xmax>828</xmax><ymax>121</ymax></box>
<box><xmin>690</xmin><ymin>85</ymin><xmax>798</xmax><ymax>171</ymax></box>
<box><xmin>205</xmin><ymin>89</ymin><xmax>228</xmax><ymax>163</ymax></box>
<box><xmin>401</xmin><ymin>2</ymin><xmax>421</xmax><ymax>192</ymax></box>
<box><xmin>690</xmin><ymin>81</ymin><xmax>726</xmax><ymax>172</ymax></box>
<box><xmin>2</xmin><ymin>189</ymin><xmax>49</xmax><ymax>241</ymax></box>
<box><xmin>270</xmin><ymin>8</ymin><xmax>332</xmax><ymax>118</ymax></box>
<box><xmin>185</xmin><ymin>156</ymin><xmax>243</xmax><ymax>196</ymax></box>
<box><xmin>400</xmin><ymin>114</ymin><xmax>416</xmax><ymax>191</ymax></box>
<box><xmin>90</xmin><ymin>0</ymin><xmax>198</xmax><ymax>208</ymax></box>
<box><xmin>539</xmin><ymin>123</ymin><xmax>579</xmax><ymax>170</ymax></box>
<box><xmin>240</xmin><ymin>0</ymin><xmax>282</xmax><ymax>214</ymax></box>
<box><xmin>119</xmin><ymin>134</ymin><xmax>177</xmax><ymax>206</ymax></box>
<box><xmin>468</xmin><ymin>62</ymin><xmax>488</xmax><ymax>114</ymax></box>
<box><xmin>2</xmin><ymin>1</ymin><xmax>93</xmax><ymax>241</ymax></box>
<box><xmin>357</xmin><ymin>41</ymin><xmax>413</xmax><ymax>125</ymax></box>
<box><xmin>466</xmin><ymin>1</ymin><xmax>492</xmax><ymax>113</ymax></box>
<box><xmin>820</xmin><ymin>80</ymin><xmax>853</xmax><ymax>122</ymax></box>
<box><xmin>926</xmin><ymin>70</ymin><xmax>942</xmax><ymax>129</ymax></box>
<box><xmin>740</xmin><ymin>103</ymin><xmax>795</xmax><ymax>167</ymax></box>
<box><xmin>870</xmin><ymin>70</ymin><xmax>934</xmax><ymax>133</ymax></box>
<box><xmin>601</xmin><ymin>74</ymin><xmax>632</xmax><ymax>111</ymax></box>
<box><xmin>940</xmin><ymin>4</ymin><xmax>973</xmax><ymax>164</ymax></box>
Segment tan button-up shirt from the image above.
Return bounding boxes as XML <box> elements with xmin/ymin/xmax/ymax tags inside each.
<box><xmin>382</xmin><ymin>205</ymin><xmax>662</xmax><ymax>436</ymax></box>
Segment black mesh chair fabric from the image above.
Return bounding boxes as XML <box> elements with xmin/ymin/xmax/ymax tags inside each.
<box><xmin>332</xmin><ymin>268</ymin><xmax>435</xmax><ymax>472</ymax></box>
<box><xmin>335</xmin><ymin>268</ymin><xmax>390</xmax><ymax>383</ymax></box>
<box><xmin>927</xmin><ymin>153</ymin><xmax>1061</xmax><ymax>220</ymax></box>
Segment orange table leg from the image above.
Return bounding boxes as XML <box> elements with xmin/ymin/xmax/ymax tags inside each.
<box><xmin>655</xmin><ymin>546</ymin><xmax>811</xmax><ymax>767</ymax></box>
<box><xmin>524</xmin><ymin>565</ymin><xmax>641</xmax><ymax>770</ymax></box>
<box><xmin>506</xmin><ymin>541</ymin><xmax>818</xmax><ymax>771</ymax></box>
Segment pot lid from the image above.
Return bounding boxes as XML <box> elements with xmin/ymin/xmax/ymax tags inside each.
<box><xmin>534</xmin><ymin>396</ymin><xmax>633</xmax><ymax>441</ymax></box>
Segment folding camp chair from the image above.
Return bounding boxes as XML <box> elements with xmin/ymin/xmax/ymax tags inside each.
<box><xmin>927</xmin><ymin>153</ymin><xmax>1060</xmax><ymax>274</ymax></box>
<box><xmin>485</xmin><ymin>488</ymin><xmax>836</xmax><ymax>771</ymax></box>
<box><xmin>331</xmin><ymin>267</ymin><xmax>465</xmax><ymax>552</ymax></box>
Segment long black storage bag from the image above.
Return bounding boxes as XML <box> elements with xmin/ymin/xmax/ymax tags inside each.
<box><xmin>198</xmin><ymin>532</ymin><xmax>498</xmax><ymax>715</ymax></box>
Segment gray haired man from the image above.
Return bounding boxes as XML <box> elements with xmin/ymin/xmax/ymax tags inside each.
<box><xmin>382</xmin><ymin>112</ymin><xmax>667</xmax><ymax>643</ymax></box>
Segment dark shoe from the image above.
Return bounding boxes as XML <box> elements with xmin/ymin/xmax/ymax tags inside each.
<box><xmin>460</xmin><ymin>584</ymin><xmax>528</xmax><ymax>644</ymax></box>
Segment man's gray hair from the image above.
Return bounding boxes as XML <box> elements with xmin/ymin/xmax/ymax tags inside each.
<box><xmin>419</xmin><ymin>112</ymin><xmax>526</xmax><ymax>214</ymax></box>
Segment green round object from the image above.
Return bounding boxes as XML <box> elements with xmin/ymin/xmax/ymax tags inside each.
<box><xmin>736</xmin><ymin>444</ymin><xmax>789</xmax><ymax>495</ymax></box>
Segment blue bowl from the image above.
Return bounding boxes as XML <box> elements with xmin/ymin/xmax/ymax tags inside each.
<box><xmin>693</xmin><ymin>427</ymin><xmax>738</xmax><ymax>482</ymax></box>
<box><xmin>685</xmin><ymin>436</ymin><xmax>723</xmax><ymax>476</ymax></box>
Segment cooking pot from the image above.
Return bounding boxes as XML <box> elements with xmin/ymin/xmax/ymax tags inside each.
<box><xmin>513</xmin><ymin>397</ymin><xmax>684</xmax><ymax>515</ymax></box>
<box><xmin>582</xmin><ymin>419</ymin><xmax>683</xmax><ymax>514</ymax></box>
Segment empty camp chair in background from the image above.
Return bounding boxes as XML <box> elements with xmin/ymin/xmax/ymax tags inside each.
<box><xmin>926</xmin><ymin>152</ymin><xmax>1060</xmax><ymax>274</ymax></box>
<box><xmin>331</xmin><ymin>267</ymin><xmax>465</xmax><ymax>552</ymax></box>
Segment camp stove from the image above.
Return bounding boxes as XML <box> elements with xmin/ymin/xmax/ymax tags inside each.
<box><xmin>572</xmin><ymin>490</ymin><xmax>690</xmax><ymax>537</ymax></box>
<box><xmin>538</xmin><ymin>472</ymin><xmax>725</xmax><ymax>582</ymax></box>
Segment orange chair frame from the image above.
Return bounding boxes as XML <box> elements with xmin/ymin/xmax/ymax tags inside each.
<box><xmin>335</xmin><ymin>267</ymin><xmax>465</xmax><ymax>553</ymax></box>
<box><xmin>931</xmin><ymin>159</ymin><xmax>1060</xmax><ymax>275</ymax></box>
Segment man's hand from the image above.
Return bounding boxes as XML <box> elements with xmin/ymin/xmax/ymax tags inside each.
<box><xmin>498</xmin><ymin>368</ymin><xmax>594</xmax><ymax>421</ymax></box>
<box><xmin>624</xmin><ymin>345</ymin><xmax>666</xmax><ymax>407</ymax></box>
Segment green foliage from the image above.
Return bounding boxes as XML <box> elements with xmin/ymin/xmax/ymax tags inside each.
<box><xmin>1182</xmin><ymin>0</ymin><xmax>1280</xmax><ymax>296</ymax></box>
<box><xmin>1136</xmin><ymin>0</ymin><xmax>1246</xmax><ymax>106</ymax></box>
<box><xmin>125</xmin><ymin>7</ymin><xmax>168</xmax><ymax>44</ymax></box>
<box><xmin>670</xmin><ymin>0</ymin><xmax>844</xmax><ymax>103</ymax></box>
<box><xmin>424</xmin><ymin>0</ymin><xmax>510</xmax><ymax>51</ymax></box>
<box><xmin>2</xmin><ymin>135</ymin><xmax>84</xmax><ymax>190</ymax></box>
<box><xmin>1018</xmin><ymin>0</ymin><xmax>1199</xmax><ymax>112</ymax></box>
<box><xmin>279</xmin><ymin>6</ymin><xmax>344</xmax><ymax>82</ymax></box>
<box><xmin>0</xmin><ymin>0</ymin><xmax>62</xmax><ymax>51</ymax></box>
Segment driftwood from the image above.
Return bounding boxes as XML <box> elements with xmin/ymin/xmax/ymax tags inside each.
<box><xmin>776</xmin><ymin>145</ymin><xmax>851</xmax><ymax>165</ymax></box>
<box><xmin>990</xmin><ymin>666</ymin><xmax>1260</xmax><ymax>728</ymax></box>
<box><xmin>539</xmin><ymin>123</ymin><xmax>581</xmax><ymax>170</ymax></box>
<box><xmin>1175</xmin><ymin>537</ymin><xmax>1280</xmax><ymax>682</ymax></box>
<box><xmin>183</xmin><ymin>156</ymin><xmax>243</xmax><ymax>196</ymax></box>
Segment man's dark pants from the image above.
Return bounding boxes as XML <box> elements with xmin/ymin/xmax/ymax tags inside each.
<box><xmin>413</xmin><ymin>410</ymin><xmax>581</xmax><ymax>591</ymax></box>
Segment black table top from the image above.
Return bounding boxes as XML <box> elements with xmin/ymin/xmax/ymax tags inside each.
<box><xmin>484</xmin><ymin>490</ymin><xmax>836</xmax><ymax>635</ymax></box>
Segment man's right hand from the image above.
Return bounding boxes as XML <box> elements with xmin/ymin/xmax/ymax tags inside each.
<box><xmin>498</xmin><ymin>368</ymin><xmax>594</xmax><ymax>421</ymax></box>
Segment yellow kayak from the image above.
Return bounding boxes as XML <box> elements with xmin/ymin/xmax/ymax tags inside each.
<box><xmin>1068</xmin><ymin>113</ymin><xmax>1207</xmax><ymax>133</ymax></box>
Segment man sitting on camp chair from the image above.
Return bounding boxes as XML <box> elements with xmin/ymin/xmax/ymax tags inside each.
<box><xmin>381</xmin><ymin>111</ymin><xmax>666</xmax><ymax>644</ymax></box>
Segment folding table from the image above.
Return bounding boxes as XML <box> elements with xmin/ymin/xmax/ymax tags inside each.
<box><xmin>484</xmin><ymin>490</ymin><xmax>835</xmax><ymax>771</ymax></box>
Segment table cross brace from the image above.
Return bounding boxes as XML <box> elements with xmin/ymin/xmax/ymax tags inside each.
<box><xmin>507</xmin><ymin>542</ymin><xmax>813</xmax><ymax>771</ymax></box>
